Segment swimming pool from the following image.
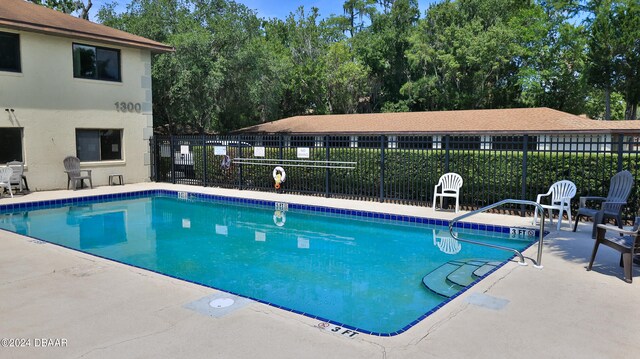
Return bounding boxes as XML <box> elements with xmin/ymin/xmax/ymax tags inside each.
<box><xmin>0</xmin><ymin>190</ymin><xmax>537</xmax><ymax>335</ymax></box>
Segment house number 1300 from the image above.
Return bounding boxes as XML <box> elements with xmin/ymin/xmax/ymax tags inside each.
<box><xmin>115</xmin><ymin>102</ymin><xmax>142</xmax><ymax>113</ymax></box>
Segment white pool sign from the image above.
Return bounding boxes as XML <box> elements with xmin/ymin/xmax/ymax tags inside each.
<box><xmin>297</xmin><ymin>147</ymin><xmax>310</xmax><ymax>158</ymax></box>
<box><xmin>214</xmin><ymin>146</ymin><xmax>227</xmax><ymax>156</ymax></box>
<box><xmin>254</xmin><ymin>146</ymin><xmax>265</xmax><ymax>157</ymax></box>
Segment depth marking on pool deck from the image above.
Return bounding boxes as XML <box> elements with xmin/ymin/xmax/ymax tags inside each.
<box><xmin>317</xmin><ymin>322</ymin><xmax>359</xmax><ymax>338</ymax></box>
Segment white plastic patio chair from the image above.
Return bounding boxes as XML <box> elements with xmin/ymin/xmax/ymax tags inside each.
<box><xmin>63</xmin><ymin>156</ymin><xmax>93</xmax><ymax>190</ymax></box>
<box><xmin>0</xmin><ymin>167</ymin><xmax>14</xmax><ymax>198</ymax></box>
<box><xmin>7</xmin><ymin>161</ymin><xmax>24</xmax><ymax>193</ymax></box>
<box><xmin>433</xmin><ymin>173</ymin><xmax>463</xmax><ymax>213</ymax></box>
<box><xmin>533</xmin><ymin>180</ymin><xmax>577</xmax><ymax>231</ymax></box>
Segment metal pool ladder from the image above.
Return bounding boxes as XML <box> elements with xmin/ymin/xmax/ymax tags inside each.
<box><xmin>449</xmin><ymin>199</ymin><xmax>546</xmax><ymax>269</ymax></box>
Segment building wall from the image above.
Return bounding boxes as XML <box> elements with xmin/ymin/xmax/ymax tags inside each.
<box><xmin>0</xmin><ymin>28</ymin><xmax>153</xmax><ymax>190</ymax></box>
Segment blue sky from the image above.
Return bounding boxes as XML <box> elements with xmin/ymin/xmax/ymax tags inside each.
<box><xmin>90</xmin><ymin>0</ymin><xmax>442</xmax><ymax>21</ymax></box>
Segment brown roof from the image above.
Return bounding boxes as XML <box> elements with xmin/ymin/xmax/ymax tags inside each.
<box><xmin>0</xmin><ymin>0</ymin><xmax>173</xmax><ymax>53</ymax></box>
<box><xmin>235</xmin><ymin>108</ymin><xmax>640</xmax><ymax>135</ymax></box>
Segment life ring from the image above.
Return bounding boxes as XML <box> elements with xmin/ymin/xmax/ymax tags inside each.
<box><xmin>273</xmin><ymin>166</ymin><xmax>286</xmax><ymax>189</ymax></box>
<box><xmin>273</xmin><ymin>210</ymin><xmax>286</xmax><ymax>227</ymax></box>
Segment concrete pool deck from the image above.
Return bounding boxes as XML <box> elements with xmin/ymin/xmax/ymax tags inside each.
<box><xmin>0</xmin><ymin>183</ymin><xmax>638</xmax><ymax>358</ymax></box>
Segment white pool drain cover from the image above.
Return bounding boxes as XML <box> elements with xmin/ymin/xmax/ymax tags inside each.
<box><xmin>185</xmin><ymin>294</ymin><xmax>251</xmax><ymax>318</ymax></box>
<box><xmin>209</xmin><ymin>298</ymin><xmax>235</xmax><ymax>308</ymax></box>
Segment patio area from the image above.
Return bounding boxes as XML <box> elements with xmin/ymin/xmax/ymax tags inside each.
<box><xmin>0</xmin><ymin>183</ymin><xmax>638</xmax><ymax>358</ymax></box>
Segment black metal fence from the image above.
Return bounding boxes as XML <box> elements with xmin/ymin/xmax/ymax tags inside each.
<box><xmin>150</xmin><ymin>133</ymin><xmax>640</xmax><ymax>220</ymax></box>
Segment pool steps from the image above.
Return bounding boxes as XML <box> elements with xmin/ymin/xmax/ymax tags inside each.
<box><xmin>422</xmin><ymin>259</ymin><xmax>500</xmax><ymax>298</ymax></box>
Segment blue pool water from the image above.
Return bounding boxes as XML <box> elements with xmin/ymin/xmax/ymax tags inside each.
<box><xmin>0</xmin><ymin>192</ymin><xmax>535</xmax><ymax>335</ymax></box>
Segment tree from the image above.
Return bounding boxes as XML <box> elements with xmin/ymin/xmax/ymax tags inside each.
<box><xmin>616</xmin><ymin>0</ymin><xmax>640</xmax><ymax>119</ymax></box>
<box><xmin>585</xmin><ymin>0</ymin><xmax>620</xmax><ymax>119</ymax></box>
<box><xmin>323</xmin><ymin>42</ymin><xmax>370</xmax><ymax>113</ymax></box>
<box><xmin>341</xmin><ymin>0</ymin><xmax>377</xmax><ymax>37</ymax></box>
<box><xmin>354</xmin><ymin>0</ymin><xmax>419</xmax><ymax>111</ymax></box>
<box><xmin>585</xmin><ymin>0</ymin><xmax>640</xmax><ymax>120</ymax></box>
<box><xmin>29</xmin><ymin>0</ymin><xmax>93</xmax><ymax>19</ymax></box>
<box><xmin>403</xmin><ymin>0</ymin><xmax>530</xmax><ymax>111</ymax></box>
<box><xmin>516</xmin><ymin>1</ymin><xmax>588</xmax><ymax>114</ymax></box>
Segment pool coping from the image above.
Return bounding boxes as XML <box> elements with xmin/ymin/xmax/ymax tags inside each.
<box><xmin>0</xmin><ymin>188</ymin><xmax>543</xmax><ymax>337</ymax></box>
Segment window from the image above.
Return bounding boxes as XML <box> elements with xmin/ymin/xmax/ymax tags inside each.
<box><xmin>76</xmin><ymin>129</ymin><xmax>122</xmax><ymax>161</ymax></box>
<box><xmin>449</xmin><ymin>136</ymin><xmax>481</xmax><ymax>150</ymax></box>
<box><xmin>397</xmin><ymin>136</ymin><xmax>433</xmax><ymax>149</ymax></box>
<box><xmin>492</xmin><ymin>136</ymin><xmax>538</xmax><ymax>151</ymax></box>
<box><xmin>357</xmin><ymin>136</ymin><xmax>387</xmax><ymax>149</ymax></box>
<box><xmin>262</xmin><ymin>136</ymin><xmax>281</xmax><ymax>148</ymax></box>
<box><xmin>73</xmin><ymin>43</ymin><xmax>121</xmax><ymax>81</ymax></box>
<box><xmin>0</xmin><ymin>128</ymin><xmax>23</xmax><ymax>162</ymax></box>
<box><xmin>290</xmin><ymin>136</ymin><xmax>315</xmax><ymax>148</ymax></box>
<box><xmin>328</xmin><ymin>136</ymin><xmax>352</xmax><ymax>148</ymax></box>
<box><xmin>0</xmin><ymin>32</ymin><xmax>21</xmax><ymax>72</ymax></box>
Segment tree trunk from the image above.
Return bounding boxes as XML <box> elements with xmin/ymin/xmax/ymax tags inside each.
<box><xmin>604</xmin><ymin>87</ymin><xmax>611</xmax><ymax>120</ymax></box>
<box><xmin>625</xmin><ymin>102</ymin><xmax>638</xmax><ymax>120</ymax></box>
<box><xmin>78</xmin><ymin>0</ymin><xmax>92</xmax><ymax>20</ymax></box>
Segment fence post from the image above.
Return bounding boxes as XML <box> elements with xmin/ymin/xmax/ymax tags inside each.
<box><xmin>380</xmin><ymin>135</ymin><xmax>386</xmax><ymax>202</ymax></box>
<box><xmin>325</xmin><ymin>136</ymin><xmax>330</xmax><ymax>198</ymax></box>
<box><xmin>238</xmin><ymin>135</ymin><xmax>244</xmax><ymax>190</ymax></box>
<box><xmin>520</xmin><ymin>135</ymin><xmax>529</xmax><ymax>217</ymax></box>
<box><xmin>617</xmin><ymin>135</ymin><xmax>624</xmax><ymax>172</ymax></box>
<box><xmin>170</xmin><ymin>135</ymin><xmax>176</xmax><ymax>184</ymax></box>
<box><xmin>444</xmin><ymin>135</ymin><xmax>450</xmax><ymax>173</ymax></box>
<box><xmin>149</xmin><ymin>137</ymin><xmax>155</xmax><ymax>181</ymax></box>
<box><xmin>202</xmin><ymin>134</ymin><xmax>207</xmax><ymax>187</ymax></box>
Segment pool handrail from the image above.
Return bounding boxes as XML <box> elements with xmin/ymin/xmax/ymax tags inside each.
<box><xmin>449</xmin><ymin>199</ymin><xmax>546</xmax><ymax>268</ymax></box>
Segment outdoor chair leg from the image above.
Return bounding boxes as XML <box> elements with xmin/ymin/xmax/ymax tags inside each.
<box><xmin>622</xmin><ymin>252</ymin><xmax>632</xmax><ymax>283</ymax></box>
<box><xmin>572</xmin><ymin>214</ymin><xmax>580</xmax><ymax>232</ymax></box>
<box><xmin>587</xmin><ymin>240</ymin><xmax>600</xmax><ymax>271</ymax></box>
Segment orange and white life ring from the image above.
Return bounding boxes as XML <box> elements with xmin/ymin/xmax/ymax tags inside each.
<box><xmin>273</xmin><ymin>166</ymin><xmax>286</xmax><ymax>189</ymax></box>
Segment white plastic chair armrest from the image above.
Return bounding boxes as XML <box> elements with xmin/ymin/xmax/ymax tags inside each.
<box><xmin>536</xmin><ymin>191</ymin><xmax>551</xmax><ymax>203</ymax></box>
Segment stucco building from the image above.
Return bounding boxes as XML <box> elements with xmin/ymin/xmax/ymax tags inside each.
<box><xmin>0</xmin><ymin>0</ymin><xmax>172</xmax><ymax>190</ymax></box>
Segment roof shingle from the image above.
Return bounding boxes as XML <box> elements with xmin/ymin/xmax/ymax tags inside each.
<box><xmin>0</xmin><ymin>0</ymin><xmax>173</xmax><ymax>52</ymax></box>
<box><xmin>235</xmin><ymin>108</ymin><xmax>640</xmax><ymax>135</ymax></box>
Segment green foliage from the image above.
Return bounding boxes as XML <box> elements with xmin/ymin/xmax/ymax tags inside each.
<box><xmin>586</xmin><ymin>0</ymin><xmax>640</xmax><ymax>119</ymax></box>
<box><xmin>29</xmin><ymin>0</ymin><xmax>93</xmax><ymax>19</ymax></box>
<box><xmin>28</xmin><ymin>0</ymin><xmax>78</xmax><ymax>13</ymax></box>
<box><xmin>585</xmin><ymin>89</ymin><xmax>626</xmax><ymax>120</ymax></box>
